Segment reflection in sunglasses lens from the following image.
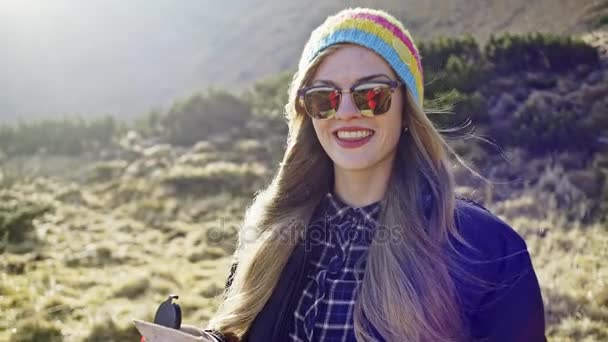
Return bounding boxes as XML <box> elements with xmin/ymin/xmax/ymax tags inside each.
<box><xmin>304</xmin><ymin>82</ymin><xmax>393</xmax><ymax>119</ymax></box>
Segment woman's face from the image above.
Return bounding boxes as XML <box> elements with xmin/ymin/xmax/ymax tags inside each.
<box><xmin>309</xmin><ymin>44</ymin><xmax>404</xmax><ymax>174</ymax></box>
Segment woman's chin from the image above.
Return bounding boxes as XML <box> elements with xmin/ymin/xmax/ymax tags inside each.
<box><xmin>332</xmin><ymin>158</ymin><xmax>375</xmax><ymax>172</ymax></box>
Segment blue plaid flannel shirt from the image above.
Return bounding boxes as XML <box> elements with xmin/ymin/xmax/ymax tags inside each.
<box><xmin>289</xmin><ymin>192</ymin><xmax>381</xmax><ymax>342</ymax></box>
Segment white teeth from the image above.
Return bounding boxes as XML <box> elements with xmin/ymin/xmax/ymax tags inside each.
<box><xmin>336</xmin><ymin>130</ymin><xmax>374</xmax><ymax>140</ymax></box>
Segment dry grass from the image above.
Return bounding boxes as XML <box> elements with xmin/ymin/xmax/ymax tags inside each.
<box><xmin>1</xmin><ymin>141</ymin><xmax>606</xmax><ymax>341</ymax></box>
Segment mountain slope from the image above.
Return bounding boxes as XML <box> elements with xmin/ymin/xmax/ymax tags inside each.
<box><xmin>0</xmin><ymin>0</ymin><xmax>601</xmax><ymax>123</ymax></box>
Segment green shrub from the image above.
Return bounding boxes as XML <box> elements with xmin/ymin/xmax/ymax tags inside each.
<box><xmin>0</xmin><ymin>198</ymin><xmax>51</xmax><ymax>244</ymax></box>
<box><xmin>85</xmin><ymin>317</ymin><xmax>140</xmax><ymax>342</ymax></box>
<box><xmin>0</xmin><ymin>115</ymin><xmax>122</xmax><ymax>157</ymax></box>
<box><xmin>85</xmin><ymin>160</ymin><xmax>127</xmax><ymax>183</ymax></box>
<box><xmin>524</xmin><ymin>72</ymin><xmax>558</xmax><ymax>89</ymax></box>
<box><xmin>534</xmin><ymin>166</ymin><xmax>595</xmax><ymax>222</ymax></box>
<box><xmin>427</xmin><ymin>90</ymin><xmax>488</xmax><ymax>128</ymax></box>
<box><xmin>419</xmin><ymin>35</ymin><xmax>484</xmax><ymax>98</ymax></box>
<box><xmin>588</xmin><ymin>0</ymin><xmax>608</xmax><ymax>28</ymax></box>
<box><xmin>162</xmin><ymin>162</ymin><xmax>268</xmax><ymax>196</ymax></box>
<box><xmin>421</xmin><ymin>32</ymin><xmax>599</xmax><ymax>101</ymax></box>
<box><xmin>484</xmin><ymin>33</ymin><xmax>599</xmax><ymax>73</ymax></box>
<box><xmin>509</xmin><ymin>92</ymin><xmax>605</xmax><ymax>153</ymax></box>
<box><xmin>163</xmin><ymin>89</ymin><xmax>252</xmax><ymax>146</ymax></box>
<box><xmin>132</xmin><ymin>109</ymin><xmax>164</xmax><ymax>138</ymax></box>
<box><xmin>244</xmin><ymin>71</ymin><xmax>292</xmax><ymax>118</ymax></box>
<box><xmin>113</xmin><ymin>276</ymin><xmax>150</xmax><ymax>299</ymax></box>
<box><xmin>187</xmin><ymin>246</ymin><xmax>227</xmax><ymax>263</ymax></box>
<box><xmin>444</xmin><ymin>55</ymin><xmax>487</xmax><ymax>93</ymax></box>
<box><xmin>9</xmin><ymin>319</ymin><xmax>62</xmax><ymax>342</ymax></box>
<box><xmin>418</xmin><ymin>35</ymin><xmax>481</xmax><ymax>72</ymax></box>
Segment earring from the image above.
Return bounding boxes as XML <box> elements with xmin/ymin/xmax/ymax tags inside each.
<box><xmin>403</xmin><ymin>126</ymin><xmax>409</xmax><ymax>133</ymax></box>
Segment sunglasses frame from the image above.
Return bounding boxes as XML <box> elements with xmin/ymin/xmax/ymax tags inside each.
<box><xmin>297</xmin><ymin>76</ymin><xmax>402</xmax><ymax>120</ymax></box>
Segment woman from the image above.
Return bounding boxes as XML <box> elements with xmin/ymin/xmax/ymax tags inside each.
<box><xmin>198</xmin><ymin>7</ymin><xmax>545</xmax><ymax>342</ymax></box>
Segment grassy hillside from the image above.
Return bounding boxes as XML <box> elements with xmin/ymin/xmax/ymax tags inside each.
<box><xmin>1</xmin><ymin>136</ymin><xmax>607</xmax><ymax>341</ymax></box>
<box><xmin>0</xmin><ymin>0</ymin><xmax>604</xmax><ymax>123</ymax></box>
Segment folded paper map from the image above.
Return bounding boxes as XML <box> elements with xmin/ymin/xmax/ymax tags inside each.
<box><xmin>132</xmin><ymin>319</ymin><xmax>207</xmax><ymax>342</ymax></box>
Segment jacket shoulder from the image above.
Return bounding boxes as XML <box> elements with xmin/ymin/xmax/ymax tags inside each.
<box><xmin>453</xmin><ymin>196</ymin><xmax>528</xmax><ymax>258</ymax></box>
<box><xmin>451</xmin><ymin>197</ymin><xmax>546</xmax><ymax>341</ymax></box>
<box><xmin>449</xmin><ymin>196</ymin><xmax>533</xmax><ymax>305</ymax></box>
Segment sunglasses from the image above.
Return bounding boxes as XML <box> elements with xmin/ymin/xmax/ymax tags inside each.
<box><xmin>298</xmin><ymin>76</ymin><xmax>402</xmax><ymax>120</ymax></box>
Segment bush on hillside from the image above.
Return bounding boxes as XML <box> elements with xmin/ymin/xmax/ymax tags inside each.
<box><xmin>244</xmin><ymin>71</ymin><xmax>292</xmax><ymax>118</ymax></box>
<box><xmin>419</xmin><ymin>35</ymin><xmax>485</xmax><ymax>97</ymax></box>
<box><xmin>9</xmin><ymin>319</ymin><xmax>62</xmax><ymax>342</ymax></box>
<box><xmin>507</xmin><ymin>91</ymin><xmax>605</xmax><ymax>154</ymax></box>
<box><xmin>85</xmin><ymin>316</ymin><xmax>141</xmax><ymax>342</ymax></box>
<box><xmin>421</xmin><ymin>32</ymin><xmax>599</xmax><ymax>98</ymax></box>
<box><xmin>418</xmin><ymin>34</ymin><xmax>481</xmax><ymax>73</ymax></box>
<box><xmin>427</xmin><ymin>90</ymin><xmax>488</xmax><ymax>128</ymax></box>
<box><xmin>0</xmin><ymin>115</ymin><xmax>122</xmax><ymax>157</ymax></box>
<box><xmin>162</xmin><ymin>161</ymin><xmax>268</xmax><ymax>196</ymax></box>
<box><xmin>588</xmin><ymin>0</ymin><xmax>608</xmax><ymax>28</ymax></box>
<box><xmin>132</xmin><ymin>109</ymin><xmax>164</xmax><ymax>138</ymax></box>
<box><xmin>0</xmin><ymin>198</ymin><xmax>51</xmax><ymax>244</ymax></box>
<box><xmin>485</xmin><ymin>33</ymin><xmax>600</xmax><ymax>73</ymax></box>
<box><xmin>163</xmin><ymin>89</ymin><xmax>252</xmax><ymax>146</ymax></box>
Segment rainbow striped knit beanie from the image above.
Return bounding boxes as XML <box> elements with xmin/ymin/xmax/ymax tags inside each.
<box><xmin>298</xmin><ymin>8</ymin><xmax>424</xmax><ymax>108</ymax></box>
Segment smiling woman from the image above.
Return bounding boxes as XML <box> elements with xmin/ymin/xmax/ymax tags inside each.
<box><xmin>306</xmin><ymin>48</ymin><xmax>405</xmax><ymax>192</ymax></box>
<box><xmin>197</xmin><ymin>7</ymin><xmax>546</xmax><ymax>342</ymax></box>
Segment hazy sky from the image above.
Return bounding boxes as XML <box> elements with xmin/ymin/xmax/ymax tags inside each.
<box><xmin>0</xmin><ymin>0</ymin><xmax>593</xmax><ymax>124</ymax></box>
<box><xmin>0</xmin><ymin>1</ymin><xmax>241</xmax><ymax>123</ymax></box>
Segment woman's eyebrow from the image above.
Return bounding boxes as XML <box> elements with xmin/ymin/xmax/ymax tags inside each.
<box><xmin>356</xmin><ymin>73</ymin><xmax>391</xmax><ymax>82</ymax></box>
<box><xmin>310</xmin><ymin>79</ymin><xmax>338</xmax><ymax>87</ymax></box>
<box><xmin>311</xmin><ymin>73</ymin><xmax>391</xmax><ymax>86</ymax></box>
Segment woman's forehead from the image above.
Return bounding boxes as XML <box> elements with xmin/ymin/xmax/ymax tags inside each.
<box><xmin>311</xmin><ymin>44</ymin><xmax>397</xmax><ymax>85</ymax></box>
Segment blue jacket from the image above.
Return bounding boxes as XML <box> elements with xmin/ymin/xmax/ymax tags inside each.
<box><xmin>228</xmin><ymin>197</ymin><xmax>546</xmax><ymax>341</ymax></box>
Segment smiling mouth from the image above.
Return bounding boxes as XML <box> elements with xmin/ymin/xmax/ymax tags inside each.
<box><xmin>333</xmin><ymin>130</ymin><xmax>375</xmax><ymax>141</ymax></box>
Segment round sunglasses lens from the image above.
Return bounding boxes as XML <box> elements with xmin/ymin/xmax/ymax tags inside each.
<box><xmin>305</xmin><ymin>88</ymin><xmax>339</xmax><ymax>119</ymax></box>
<box><xmin>353</xmin><ymin>84</ymin><xmax>392</xmax><ymax>116</ymax></box>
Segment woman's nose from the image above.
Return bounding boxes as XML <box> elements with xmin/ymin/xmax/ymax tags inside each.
<box><xmin>334</xmin><ymin>91</ymin><xmax>362</xmax><ymax>120</ymax></box>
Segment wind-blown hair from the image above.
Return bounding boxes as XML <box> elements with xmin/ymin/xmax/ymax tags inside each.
<box><xmin>207</xmin><ymin>44</ymin><xmax>474</xmax><ymax>341</ymax></box>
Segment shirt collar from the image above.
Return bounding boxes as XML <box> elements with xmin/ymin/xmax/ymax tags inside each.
<box><xmin>324</xmin><ymin>192</ymin><xmax>382</xmax><ymax>225</ymax></box>
<box><xmin>321</xmin><ymin>181</ymin><xmax>434</xmax><ymax>225</ymax></box>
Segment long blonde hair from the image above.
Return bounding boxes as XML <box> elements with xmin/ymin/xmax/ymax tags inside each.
<box><xmin>208</xmin><ymin>44</ymin><xmax>471</xmax><ymax>341</ymax></box>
